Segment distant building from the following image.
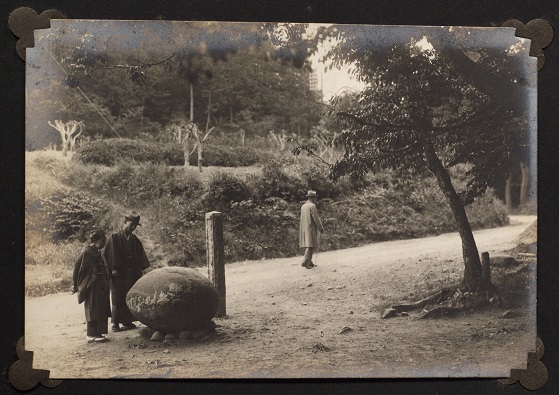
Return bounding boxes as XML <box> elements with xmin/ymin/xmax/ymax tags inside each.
<box><xmin>309</xmin><ymin>70</ymin><xmax>319</xmax><ymax>91</ymax></box>
<box><xmin>308</xmin><ymin>69</ymin><xmax>323</xmax><ymax>100</ymax></box>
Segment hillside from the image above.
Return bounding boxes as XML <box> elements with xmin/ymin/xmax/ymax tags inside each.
<box><xmin>25</xmin><ymin>149</ymin><xmax>510</xmax><ymax>297</ymax></box>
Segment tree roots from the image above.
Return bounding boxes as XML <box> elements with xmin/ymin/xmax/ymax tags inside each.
<box><xmin>381</xmin><ymin>285</ymin><xmax>502</xmax><ymax>319</ymax></box>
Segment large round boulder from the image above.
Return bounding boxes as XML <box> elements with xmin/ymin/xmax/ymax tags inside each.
<box><xmin>126</xmin><ymin>267</ymin><xmax>220</xmax><ymax>332</ymax></box>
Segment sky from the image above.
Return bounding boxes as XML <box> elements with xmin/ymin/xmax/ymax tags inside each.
<box><xmin>313</xmin><ymin>59</ymin><xmax>365</xmax><ymax>102</ymax></box>
<box><xmin>305</xmin><ymin>24</ymin><xmax>365</xmax><ymax>101</ymax></box>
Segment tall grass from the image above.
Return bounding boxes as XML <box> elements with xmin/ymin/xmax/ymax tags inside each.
<box><xmin>25</xmin><ymin>238</ymin><xmax>83</xmax><ymax>297</ymax></box>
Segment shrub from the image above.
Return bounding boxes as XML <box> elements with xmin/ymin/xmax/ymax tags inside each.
<box><xmin>297</xmin><ymin>160</ymin><xmax>343</xmax><ymax>199</ymax></box>
<box><xmin>167</xmin><ymin>169</ymin><xmax>204</xmax><ymax>197</ymax></box>
<box><xmin>191</xmin><ymin>144</ymin><xmax>262</xmax><ymax>167</ymax></box>
<box><xmin>159</xmin><ymin>143</ymin><xmax>186</xmax><ymax>166</ymax></box>
<box><xmin>465</xmin><ymin>188</ymin><xmax>509</xmax><ymax>229</ymax></box>
<box><xmin>202</xmin><ymin>172</ymin><xmax>253</xmax><ymax>211</ymax></box>
<box><xmin>155</xmin><ymin>196</ymin><xmax>207</xmax><ymax>266</ymax></box>
<box><xmin>26</xmin><ymin>191</ymin><xmax>109</xmax><ymax>242</ymax></box>
<box><xmin>225</xmin><ymin>200</ymin><xmax>300</xmax><ymax>261</ymax></box>
<box><xmin>74</xmin><ymin>138</ymin><xmax>183</xmax><ymax>166</ymax></box>
<box><xmin>252</xmin><ymin>157</ymin><xmax>350</xmax><ymax>201</ymax></box>
<box><xmin>61</xmin><ymin>162</ymin><xmax>203</xmax><ymax>207</ymax></box>
<box><xmin>117</xmin><ymin>163</ymin><xmax>190</xmax><ymax>204</ymax></box>
<box><xmin>74</xmin><ymin>138</ymin><xmax>263</xmax><ymax>167</ymax></box>
<box><xmin>252</xmin><ymin>157</ymin><xmax>305</xmax><ymax>201</ymax></box>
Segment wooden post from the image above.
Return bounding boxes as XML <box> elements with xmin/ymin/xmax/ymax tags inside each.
<box><xmin>481</xmin><ymin>252</ymin><xmax>491</xmax><ymax>286</ymax></box>
<box><xmin>206</xmin><ymin>211</ymin><xmax>226</xmax><ymax>317</ymax></box>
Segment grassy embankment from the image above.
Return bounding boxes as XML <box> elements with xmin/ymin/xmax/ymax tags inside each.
<box><xmin>25</xmin><ymin>148</ymin><xmax>509</xmax><ymax>297</ymax></box>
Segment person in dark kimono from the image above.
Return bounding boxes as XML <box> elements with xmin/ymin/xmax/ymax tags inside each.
<box><xmin>72</xmin><ymin>229</ymin><xmax>111</xmax><ymax>343</ymax></box>
<box><xmin>103</xmin><ymin>211</ymin><xmax>150</xmax><ymax>332</ymax></box>
<box><xmin>299</xmin><ymin>190</ymin><xmax>325</xmax><ymax>269</ymax></box>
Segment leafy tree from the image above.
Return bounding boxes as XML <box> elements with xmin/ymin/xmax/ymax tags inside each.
<box><xmin>311</xmin><ymin>28</ymin><xmax>535</xmax><ymax>292</ymax></box>
<box><xmin>28</xmin><ymin>22</ymin><xmax>323</xmax><ymax>147</ymax></box>
<box><xmin>197</xmin><ymin>47</ymin><xmax>322</xmax><ymax>138</ymax></box>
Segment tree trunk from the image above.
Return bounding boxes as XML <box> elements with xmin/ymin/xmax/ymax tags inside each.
<box><xmin>481</xmin><ymin>252</ymin><xmax>492</xmax><ymax>287</ymax></box>
<box><xmin>49</xmin><ymin>120</ymin><xmax>72</xmax><ymax>157</ymax></box>
<box><xmin>423</xmin><ymin>142</ymin><xmax>482</xmax><ymax>291</ymax></box>
<box><xmin>199</xmin><ymin>84</ymin><xmax>213</xmax><ymax>173</ymax></box>
<box><xmin>505</xmin><ymin>171</ymin><xmax>514</xmax><ymax>210</ymax></box>
<box><xmin>69</xmin><ymin>136</ymin><xmax>77</xmax><ymax>152</ymax></box>
<box><xmin>69</xmin><ymin>122</ymin><xmax>83</xmax><ymax>153</ymax></box>
<box><xmin>189</xmin><ymin>83</ymin><xmax>194</xmax><ymax>123</ymax></box>
<box><xmin>187</xmin><ymin>82</ymin><xmax>194</xmax><ymax>168</ymax></box>
<box><xmin>519</xmin><ymin>161</ymin><xmax>530</xmax><ymax>205</ymax></box>
<box><xmin>183</xmin><ymin>132</ymin><xmax>190</xmax><ymax>168</ymax></box>
<box><xmin>60</xmin><ymin>126</ymin><xmax>69</xmax><ymax>157</ymax></box>
<box><xmin>198</xmin><ymin>142</ymin><xmax>203</xmax><ymax>173</ymax></box>
<box><xmin>205</xmin><ymin>83</ymin><xmax>213</xmax><ymax>140</ymax></box>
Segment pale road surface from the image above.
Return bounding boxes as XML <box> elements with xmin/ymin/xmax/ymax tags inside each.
<box><xmin>25</xmin><ymin>215</ymin><xmax>536</xmax><ymax>379</ymax></box>
<box><xmin>224</xmin><ymin>215</ymin><xmax>535</xmax><ymax>287</ymax></box>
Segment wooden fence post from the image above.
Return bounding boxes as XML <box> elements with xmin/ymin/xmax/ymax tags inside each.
<box><xmin>206</xmin><ymin>211</ymin><xmax>226</xmax><ymax>317</ymax></box>
<box><xmin>481</xmin><ymin>252</ymin><xmax>491</xmax><ymax>286</ymax></box>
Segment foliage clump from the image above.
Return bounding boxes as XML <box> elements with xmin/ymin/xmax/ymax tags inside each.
<box><xmin>73</xmin><ymin>138</ymin><xmax>179</xmax><ymax>165</ymax></box>
<box><xmin>225</xmin><ymin>200</ymin><xmax>299</xmax><ymax>261</ymax></box>
<box><xmin>74</xmin><ymin>138</ymin><xmax>264</xmax><ymax>167</ymax></box>
<box><xmin>60</xmin><ymin>161</ymin><xmax>204</xmax><ymax>207</ymax></box>
<box><xmin>26</xmin><ymin>190</ymin><xmax>109</xmax><ymax>242</ymax></box>
<box><xmin>189</xmin><ymin>143</ymin><xmax>262</xmax><ymax>167</ymax></box>
<box><xmin>253</xmin><ymin>157</ymin><xmax>347</xmax><ymax>202</ymax></box>
<box><xmin>202</xmin><ymin>172</ymin><xmax>253</xmax><ymax>211</ymax></box>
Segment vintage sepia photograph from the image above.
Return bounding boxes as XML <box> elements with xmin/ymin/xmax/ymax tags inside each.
<box><xmin>25</xmin><ymin>20</ymin><xmax>537</xmax><ymax>379</ymax></box>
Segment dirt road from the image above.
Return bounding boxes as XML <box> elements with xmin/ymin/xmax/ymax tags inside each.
<box><xmin>25</xmin><ymin>216</ymin><xmax>536</xmax><ymax>379</ymax></box>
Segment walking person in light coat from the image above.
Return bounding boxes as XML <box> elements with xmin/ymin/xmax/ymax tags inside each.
<box><xmin>299</xmin><ymin>190</ymin><xmax>325</xmax><ymax>269</ymax></box>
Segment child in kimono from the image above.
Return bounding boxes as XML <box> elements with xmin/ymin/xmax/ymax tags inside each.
<box><xmin>72</xmin><ymin>229</ymin><xmax>111</xmax><ymax>343</ymax></box>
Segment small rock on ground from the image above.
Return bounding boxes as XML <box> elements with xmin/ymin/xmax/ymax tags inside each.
<box><xmin>139</xmin><ymin>327</ymin><xmax>156</xmax><ymax>339</ymax></box>
<box><xmin>381</xmin><ymin>308</ymin><xmax>397</xmax><ymax>319</ymax></box>
<box><xmin>502</xmin><ymin>310</ymin><xmax>515</xmax><ymax>319</ymax></box>
<box><xmin>191</xmin><ymin>330</ymin><xmax>208</xmax><ymax>340</ymax></box>
<box><xmin>151</xmin><ymin>331</ymin><xmax>164</xmax><ymax>341</ymax></box>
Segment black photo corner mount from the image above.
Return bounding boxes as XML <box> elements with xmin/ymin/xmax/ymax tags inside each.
<box><xmin>6</xmin><ymin>6</ymin><xmax>554</xmax><ymax>392</ymax></box>
<box><xmin>8</xmin><ymin>337</ymin><xmax>63</xmax><ymax>391</ymax></box>
<box><xmin>8</xmin><ymin>7</ymin><xmax>65</xmax><ymax>61</ymax></box>
<box><xmin>499</xmin><ymin>338</ymin><xmax>548</xmax><ymax>391</ymax></box>
<box><xmin>502</xmin><ymin>18</ymin><xmax>554</xmax><ymax>70</ymax></box>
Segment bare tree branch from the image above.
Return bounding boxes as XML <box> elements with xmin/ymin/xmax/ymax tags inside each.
<box><xmin>289</xmin><ymin>137</ymin><xmax>331</xmax><ymax>167</ymax></box>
